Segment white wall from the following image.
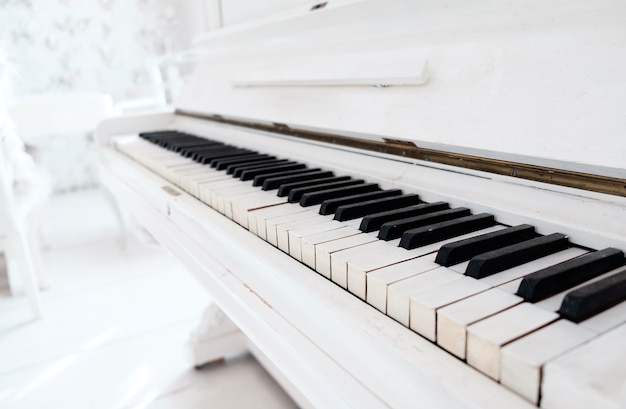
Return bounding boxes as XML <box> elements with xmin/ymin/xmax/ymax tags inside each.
<box><xmin>219</xmin><ymin>0</ymin><xmax>316</xmax><ymax>27</ymax></box>
<box><xmin>0</xmin><ymin>0</ymin><xmax>202</xmax><ymax>102</ymax></box>
<box><xmin>0</xmin><ymin>0</ymin><xmax>204</xmax><ymax>192</ymax></box>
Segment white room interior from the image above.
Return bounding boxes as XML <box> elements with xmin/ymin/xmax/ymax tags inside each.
<box><xmin>2</xmin><ymin>1</ymin><xmax>626</xmax><ymax>408</ymax></box>
<box><xmin>0</xmin><ymin>1</ymin><xmax>316</xmax><ymax>408</ymax></box>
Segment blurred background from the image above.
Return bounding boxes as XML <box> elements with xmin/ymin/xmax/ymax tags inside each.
<box><xmin>0</xmin><ymin>2</ymin><xmax>318</xmax><ymax>408</ymax></box>
<box><xmin>0</xmin><ymin>0</ymin><xmax>314</xmax><ymax>193</ymax></box>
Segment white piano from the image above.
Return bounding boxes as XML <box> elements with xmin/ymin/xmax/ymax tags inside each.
<box><xmin>96</xmin><ymin>1</ymin><xmax>626</xmax><ymax>408</ymax></box>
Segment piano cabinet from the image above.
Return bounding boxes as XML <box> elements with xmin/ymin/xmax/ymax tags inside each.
<box><xmin>97</xmin><ymin>1</ymin><xmax>626</xmax><ymax>407</ymax></box>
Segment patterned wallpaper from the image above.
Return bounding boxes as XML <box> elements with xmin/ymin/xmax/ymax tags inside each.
<box><xmin>0</xmin><ymin>0</ymin><xmax>197</xmax><ymax>101</ymax></box>
<box><xmin>0</xmin><ymin>0</ymin><xmax>200</xmax><ymax>192</ymax></box>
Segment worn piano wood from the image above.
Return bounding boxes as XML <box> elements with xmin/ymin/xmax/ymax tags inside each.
<box><xmin>98</xmin><ymin>1</ymin><xmax>626</xmax><ymax>408</ymax></box>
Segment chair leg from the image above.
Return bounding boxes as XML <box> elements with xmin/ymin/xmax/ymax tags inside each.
<box><xmin>26</xmin><ymin>209</ymin><xmax>49</xmax><ymax>290</ymax></box>
<box><xmin>8</xmin><ymin>230</ymin><xmax>43</xmax><ymax>319</ymax></box>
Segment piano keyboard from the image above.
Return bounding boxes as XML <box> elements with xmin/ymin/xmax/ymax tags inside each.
<box><xmin>114</xmin><ymin>129</ymin><xmax>626</xmax><ymax>408</ymax></box>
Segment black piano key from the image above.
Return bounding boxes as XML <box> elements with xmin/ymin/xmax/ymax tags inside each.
<box><xmin>464</xmin><ymin>233</ymin><xmax>570</xmax><ymax>279</ymax></box>
<box><xmin>211</xmin><ymin>154</ymin><xmax>275</xmax><ymax>169</ymax></box>
<box><xmin>182</xmin><ymin>144</ymin><xmax>227</xmax><ymax>158</ymax></box>
<box><xmin>187</xmin><ymin>146</ymin><xmax>229</xmax><ymax>160</ymax></box>
<box><xmin>300</xmin><ymin>183</ymin><xmax>379</xmax><ymax>207</ymax></box>
<box><xmin>435</xmin><ymin>224</ymin><xmax>537</xmax><ymax>266</ymax></box>
<box><xmin>320</xmin><ymin>189</ymin><xmax>403</xmax><ymax>216</ymax></box>
<box><xmin>140</xmin><ymin>130</ymin><xmax>188</xmax><ymax>139</ymax></box>
<box><xmin>516</xmin><ymin>248</ymin><xmax>626</xmax><ymax>302</ymax></box>
<box><xmin>240</xmin><ymin>163</ymin><xmax>307</xmax><ymax>181</ymax></box>
<box><xmin>378</xmin><ymin>208</ymin><xmax>471</xmax><ymax>241</ymax></box>
<box><xmin>230</xmin><ymin>159</ymin><xmax>290</xmax><ymax>176</ymax></box>
<box><xmin>189</xmin><ymin>144</ymin><xmax>245</xmax><ymax>160</ymax></box>
<box><xmin>399</xmin><ymin>213</ymin><xmax>497</xmax><ymax>249</ymax></box>
<box><xmin>160</xmin><ymin>137</ymin><xmax>201</xmax><ymax>145</ymax></box>
<box><xmin>262</xmin><ymin>170</ymin><xmax>334</xmax><ymax>191</ymax></box>
<box><xmin>166</xmin><ymin>140</ymin><xmax>213</xmax><ymax>152</ymax></box>
<box><xmin>140</xmin><ymin>131</ymin><xmax>195</xmax><ymax>144</ymax></box>
<box><xmin>173</xmin><ymin>141</ymin><xmax>221</xmax><ymax>153</ymax></box>
<box><xmin>280</xmin><ymin>176</ymin><xmax>354</xmax><ymax>198</ymax></box>
<box><xmin>188</xmin><ymin>146</ymin><xmax>238</xmax><ymax>161</ymax></box>
<box><xmin>197</xmin><ymin>149</ymin><xmax>256</xmax><ymax>164</ymax></box>
<box><xmin>166</xmin><ymin>140</ymin><xmax>210</xmax><ymax>150</ymax></box>
<box><xmin>334</xmin><ymin>194</ymin><xmax>421</xmax><ymax>222</ymax></box>
<box><xmin>177</xmin><ymin>144</ymin><xmax>223</xmax><ymax>155</ymax></box>
<box><xmin>558</xmin><ymin>267</ymin><xmax>626</xmax><ymax>323</ymax></box>
<box><xmin>253</xmin><ymin>168</ymin><xmax>318</xmax><ymax>187</ymax></box>
<box><xmin>207</xmin><ymin>152</ymin><xmax>258</xmax><ymax>166</ymax></box>
<box><xmin>160</xmin><ymin>136</ymin><xmax>201</xmax><ymax>148</ymax></box>
<box><xmin>359</xmin><ymin>202</ymin><xmax>450</xmax><ymax>233</ymax></box>
<box><xmin>139</xmin><ymin>130</ymin><xmax>172</xmax><ymax>139</ymax></box>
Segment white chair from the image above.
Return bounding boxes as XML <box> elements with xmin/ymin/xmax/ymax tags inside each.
<box><xmin>9</xmin><ymin>92</ymin><xmax>114</xmax><ymax>140</ymax></box>
<box><xmin>0</xmin><ymin>131</ymin><xmax>46</xmax><ymax>319</ymax></box>
<box><xmin>3</xmin><ymin>92</ymin><xmax>118</xmax><ymax>316</ymax></box>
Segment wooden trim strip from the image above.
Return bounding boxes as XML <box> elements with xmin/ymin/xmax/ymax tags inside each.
<box><xmin>176</xmin><ymin>109</ymin><xmax>626</xmax><ymax>198</ymax></box>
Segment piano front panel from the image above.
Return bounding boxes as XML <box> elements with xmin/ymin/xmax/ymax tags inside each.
<box><xmin>98</xmin><ymin>114</ymin><xmax>626</xmax><ymax>409</ymax></box>
<box><xmin>180</xmin><ymin>0</ymin><xmax>626</xmax><ymax>178</ymax></box>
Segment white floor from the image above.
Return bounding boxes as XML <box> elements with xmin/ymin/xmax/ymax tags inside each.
<box><xmin>0</xmin><ymin>188</ymin><xmax>297</xmax><ymax>409</ymax></box>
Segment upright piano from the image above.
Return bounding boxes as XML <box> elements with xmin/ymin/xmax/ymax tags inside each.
<box><xmin>96</xmin><ymin>1</ymin><xmax>626</xmax><ymax>408</ymax></box>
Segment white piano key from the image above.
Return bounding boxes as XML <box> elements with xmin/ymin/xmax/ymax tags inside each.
<box><xmin>500</xmin><ymin>319</ymin><xmax>596</xmax><ymax>404</ymax></box>
<box><xmin>195</xmin><ymin>173</ymin><xmax>239</xmax><ymax>204</ymax></box>
<box><xmin>266</xmin><ymin>211</ymin><xmax>321</xmax><ymax>247</ymax></box>
<box><xmin>158</xmin><ymin>160</ymin><xmax>196</xmax><ymax>180</ymax></box>
<box><xmin>276</xmin><ymin>215</ymin><xmax>331</xmax><ymax>253</ymax></box>
<box><xmin>161</xmin><ymin>158</ymin><xmax>198</xmax><ymax>179</ymax></box>
<box><xmin>315</xmin><ymin>234</ymin><xmax>379</xmax><ymax>279</ymax></box>
<box><xmin>366</xmin><ymin>254</ymin><xmax>439</xmax><ymax>313</ymax></box>
<box><xmin>347</xmin><ymin>225</ymin><xmax>504</xmax><ymax>301</ymax></box>
<box><xmin>166</xmin><ymin>161</ymin><xmax>201</xmax><ymax>177</ymax></box>
<box><xmin>347</xmin><ymin>246</ymin><xmax>422</xmax><ymax>299</ymax></box>
<box><xmin>248</xmin><ymin>204</ymin><xmax>308</xmax><ymax>239</ymax></box>
<box><xmin>541</xmin><ymin>322</ymin><xmax>626</xmax><ymax>409</ymax></box>
<box><xmin>409</xmin><ymin>276</ymin><xmax>491</xmax><ymax>341</ymax></box>
<box><xmin>331</xmin><ymin>241</ymin><xmax>393</xmax><ymax>289</ymax></box>
<box><xmin>180</xmin><ymin>168</ymin><xmax>221</xmax><ymax>192</ymax></box>
<box><xmin>190</xmin><ymin>174</ymin><xmax>233</xmax><ymax>200</ymax></box>
<box><xmin>386</xmin><ymin>267</ymin><xmax>460</xmax><ymax>327</ymax></box>
<box><xmin>193</xmin><ymin>171</ymin><xmax>236</xmax><ymax>184</ymax></box>
<box><xmin>231</xmin><ymin>192</ymin><xmax>287</xmax><ymax>228</ymax></box>
<box><xmin>497</xmin><ymin>278</ymin><xmax>523</xmax><ymax>294</ymax></box>
<box><xmin>288</xmin><ymin>220</ymin><xmax>344</xmax><ymax>261</ymax></box>
<box><xmin>437</xmin><ymin>288</ymin><xmax>523</xmax><ymax>359</ymax></box>
<box><xmin>217</xmin><ymin>186</ymin><xmax>262</xmax><ymax>217</ymax></box>
<box><xmin>301</xmin><ymin>226</ymin><xmax>362</xmax><ymax>269</ymax></box>
<box><xmin>466</xmin><ymin>303</ymin><xmax>559</xmax><ymax>380</ymax></box>
<box><xmin>343</xmin><ymin>218</ymin><xmax>364</xmax><ymax>228</ymax></box>
<box><xmin>172</xmin><ymin>165</ymin><xmax>215</xmax><ymax>187</ymax></box>
<box><xmin>449</xmin><ymin>260</ymin><xmax>470</xmax><ymax>274</ymax></box>
<box><xmin>208</xmin><ymin>178</ymin><xmax>249</xmax><ymax>208</ymax></box>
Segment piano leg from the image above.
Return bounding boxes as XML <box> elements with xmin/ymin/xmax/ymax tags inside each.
<box><xmin>188</xmin><ymin>303</ymin><xmax>249</xmax><ymax>368</ymax></box>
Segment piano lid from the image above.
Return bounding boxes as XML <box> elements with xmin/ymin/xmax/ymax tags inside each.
<box><xmin>175</xmin><ymin>0</ymin><xmax>626</xmax><ymax>185</ymax></box>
